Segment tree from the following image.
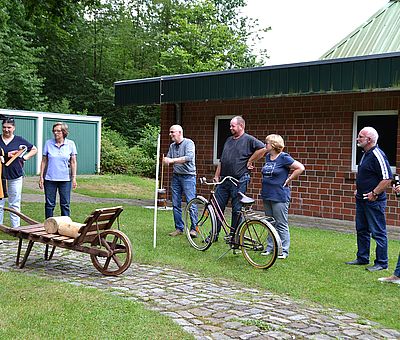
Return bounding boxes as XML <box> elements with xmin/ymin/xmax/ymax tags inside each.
<box><xmin>0</xmin><ymin>0</ymin><xmax>45</xmax><ymax>110</ymax></box>
<box><xmin>0</xmin><ymin>0</ymin><xmax>268</xmax><ymax>145</ymax></box>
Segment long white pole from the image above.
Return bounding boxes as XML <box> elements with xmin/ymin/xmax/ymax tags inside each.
<box><xmin>153</xmin><ymin>133</ymin><xmax>161</xmax><ymax>249</ymax></box>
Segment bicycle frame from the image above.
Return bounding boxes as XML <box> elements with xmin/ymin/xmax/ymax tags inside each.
<box><xmin>200</xmin><ymin>176</ymin><xmax>240</xmax><ymax>238</ymax></box>
<box><xmin>200</xmin><ymin>176</ymin><xmax>255</xmax><ymax>244</ymax></box>
<box><xmin>185</xmin><ymin>176</ymin><xmax>282</xmax><ymax>269</ymax></box>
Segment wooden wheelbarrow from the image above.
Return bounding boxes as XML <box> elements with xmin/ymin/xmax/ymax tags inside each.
<box><xmin>0</xmin><ymin>206</ymin><xmax>133</xmax><ymax>276</ymax></box>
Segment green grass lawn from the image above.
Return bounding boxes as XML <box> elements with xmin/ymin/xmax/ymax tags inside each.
<box><xmin>0</xmin><ymin>271</ymin><xmax>192</xmax><ymax>339</ymax></box>
<box><xmin>22</xmin><ymin>174</ymin><xmax>155</xmax><ymax>200</ymax></box>
<box><xmin>75</xmin><ymin>174</ymin><xmax>155</xmax><ymax>200</ymax></box>
<box><xmin>1</xmin><ymin>174</ymin><xmax>400</xmax><ymax>332</ymax></box>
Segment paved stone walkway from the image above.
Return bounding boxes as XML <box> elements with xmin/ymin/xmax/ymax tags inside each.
<box><xmin>0</xmin><ymin>241</ymin><xmax>399</xmax><ymax>339</ymax></box>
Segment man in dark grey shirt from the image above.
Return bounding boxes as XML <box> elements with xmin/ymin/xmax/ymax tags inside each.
<box><xmin>164</xmin><ymin>125</ymin><xmax>197</xmax><ymax>237</ymax></box>
<box><xmin>214</xmin><ymin>116</ymin><xmax>264</xmax><ymax>241</ymax></box>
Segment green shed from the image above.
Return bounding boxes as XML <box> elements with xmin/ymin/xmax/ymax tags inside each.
<box><xmin>0</xmin><ymin>109</ymin><xmax>101</xmax><ymax>175</ymax></box>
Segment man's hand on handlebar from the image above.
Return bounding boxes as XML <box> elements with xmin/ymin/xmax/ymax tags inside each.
<box><xmin>200</xmin><ymin>176</ymin><xmax>238</xmax><ymax>186</ymax></box>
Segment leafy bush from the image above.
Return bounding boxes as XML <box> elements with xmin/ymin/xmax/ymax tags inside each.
<box><xmin>130</xmin><ymin>124</ymin><xmax>159</xmax><ymax>177</ymax></box>
<box><xmin>130</xmin><ymin>146</ymin><xmax>156</xmax><ymax>177</ymax></box>
<box><xmin>100</xmin><ymin>128</ymin><xmax>133</xmax><ymax>174</ymax></box>
<box><xmin>136</xmin><ymin>124</ymin><xmax>159</xmax><ymax>158</ymax></box>
<box><xmin>101</xmin><ymin>126</ymin><xmax>159</xmax><ymax>178</ymax></box>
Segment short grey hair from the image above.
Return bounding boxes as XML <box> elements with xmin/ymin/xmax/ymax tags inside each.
<box><xmin>361</xmin><ymin>126</ymin><xmax>379</xmax><ymax>145</ymax></box>
<box><xmin>232</xmin><ymin>116</ymin><xmax>245</xmax><ymax>128</ymax></box>
<box><xmin>169</xmin><ymin>124</ymin><xmax>183</xmax><ymax>134</ymax></box>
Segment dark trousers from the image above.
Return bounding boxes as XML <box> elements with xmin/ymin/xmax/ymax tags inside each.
<box><xmin>355</xmin><ymin>199</ymin><xmax>388</xmax><ymax>267</ymax></box>
<box><xmin>44</xmin><ymin>180</ymin><xmax>72</xmax><ymax>218</ymax></box>
<box><xmin>215</xmin><ymin>173</ymin><xmax>250</xmax><ymax>235</ymax></box>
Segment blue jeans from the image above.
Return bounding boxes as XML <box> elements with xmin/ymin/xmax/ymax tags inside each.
<box><xmin>263</xmin><ymin>200</ymin><xmax>290</xmax><ymax>256</ymax></box>
<box><xmin>215</xmin><ymin>173</ymin><xmax>250</xmax><ymax>235</ymax></box>
<box><xmin>171</xmin><ymin>174</ymin><xmax>197</xmax><ymax>231</ymax></box>
<box><xmin>44</xmin><ymin>180</ymin><xmax>72</xmax><ymax>218</ymax></box>
<box><xmin>355</xmin><ymin>199</ymin><xmax>388</xmax><ymax>267</ymax></box>
<box><xmin>0</xmin><ymin>176</ymin><xmax>23</xmax><ymax>227</ymax></box>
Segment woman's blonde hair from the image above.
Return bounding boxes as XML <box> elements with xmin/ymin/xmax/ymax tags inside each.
<box><xmin>266</xmin><ymin>134</ymin><xmax>285</xmax><ymax>152</ymax></box>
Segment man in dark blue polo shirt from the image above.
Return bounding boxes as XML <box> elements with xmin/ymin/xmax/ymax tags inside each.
<box><xmin>346</xmin><ymin>126</ymin><xmax>392</xmax><ymax>272</ymax></box>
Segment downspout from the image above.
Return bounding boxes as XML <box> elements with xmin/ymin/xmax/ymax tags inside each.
<box><xmin>159</xmin><ymin>77</ymin><xmax>164</xmax><ymax>105</ymax></box>
<box><xmin>175</xmin><ymin>103</ymin><xmax>181</xmax><ymax>125</ymax></box>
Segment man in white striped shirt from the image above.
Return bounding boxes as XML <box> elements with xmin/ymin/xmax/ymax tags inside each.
<box><xmin>346</xmin><ymin>126</ymin><xmax>392</xmax><ymax>272</ymax></box>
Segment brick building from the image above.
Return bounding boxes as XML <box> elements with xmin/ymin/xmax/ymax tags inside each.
<box><xmin>115</xmin><ymin>52</ymin><xmax>400</xmax><ymax>228</ymax></box>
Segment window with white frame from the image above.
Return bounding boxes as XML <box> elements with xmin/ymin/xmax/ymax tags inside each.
<box><xmin>352</xmin><ymin>111</ymin><xmax>398</xmax><ymax>172</ymax></box>
<box><xmin>213</xmin><ymin>115</ymin><xmax>234</xmax><ymax>164</ymax></box>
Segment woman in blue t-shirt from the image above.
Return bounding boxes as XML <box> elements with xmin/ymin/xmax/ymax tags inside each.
<box><xmin>0</xmin><ymin>117</ymin><xmax>37</xmax><ymax>227</ymax></box>
<box><xmin>39</xmin><ymin>122</ymin><xmax>77</xmax><ymax>218</ymax></box>
<box><xmin>248</xmin><ymin>134</ymin><xmax>305</xmax><ymax>259</ymax></box>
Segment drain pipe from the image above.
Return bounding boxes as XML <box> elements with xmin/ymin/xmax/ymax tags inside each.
<box><xmin>175</xmin><ymin>103</ymin><xmax>181</xmax><ymax>125</ymax></box>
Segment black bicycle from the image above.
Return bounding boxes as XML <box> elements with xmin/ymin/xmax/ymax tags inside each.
<box><xmin>184</xmin><ymin>176</ymin><xmax>282</xmax><ymax>269</ymax></box>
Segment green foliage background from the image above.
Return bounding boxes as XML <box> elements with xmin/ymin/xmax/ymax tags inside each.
<box><xmin>0</xmin><ymin>0</ymin><xmax>269</xmax><ymax>175</ymax></box>
<box><xmin>101</xmin><ymin>124</ymin><xmax>159</xmax><ymax>177</ymax></box>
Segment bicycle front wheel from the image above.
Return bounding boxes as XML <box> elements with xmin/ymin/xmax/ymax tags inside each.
<box><xmin>239</xmin><ymin>219</ymin><xmax>278</xmax><ymax>269</ymax></box>
<box><xmin>184</xmin><ymin>196</ymin><xmax>216</xmax><ymax>251</ymax></box>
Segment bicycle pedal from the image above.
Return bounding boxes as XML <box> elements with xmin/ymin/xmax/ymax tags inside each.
<box><xmin>224</xmin><ymin>234</ymin><xmax>235</xmax><ymax>243</ymax></box>
<box><xmin>230</xmin><ymin>242</ymin><xmax>240</xmax><ymax>250</ymax></box>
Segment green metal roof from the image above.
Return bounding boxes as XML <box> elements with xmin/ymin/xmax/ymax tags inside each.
<box><xmin>320</xmin><ymin>0</ymin><xmax>400</xmax><ymax>60</ymax></box>
<box><xmin>114</xmin><ymin>52</ymin><xmax>400</xmax><ymax>106</ymax></box>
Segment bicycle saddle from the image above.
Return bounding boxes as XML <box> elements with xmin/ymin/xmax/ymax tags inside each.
<box><xmin>238</xmin><ymin>192</ymin><xmax>255</xmax><ymax>205</ymax></box>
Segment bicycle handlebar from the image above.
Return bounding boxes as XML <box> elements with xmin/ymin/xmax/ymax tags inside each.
<box><xmin>200</xmin><ymin>176</ymin><xmax>238</xmax><ymax>186</ymax></box>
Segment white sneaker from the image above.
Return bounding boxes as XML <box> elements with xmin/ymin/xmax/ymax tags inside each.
<box><xmin>278</xmin><ymin>254</ymin><xmax>288</xmax><ymax>259</ymax></box>
<box><xmin>378</xmin><ymin>275</ymin><xmax>400</xmax><ymax>284</ymax></box>
<box><xmin>261</xmin><ymin>250</ymin><xmax>271</xmax><ymax>256</ymax></box>
<box><xmin>0</xmin><ymin>240</ymin><xmax>3</xmax><ymax>245</ymax></box>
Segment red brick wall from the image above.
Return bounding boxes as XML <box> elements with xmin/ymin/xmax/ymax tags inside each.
<box><xmin>160</xmin><ymin>91</ymin><xmax>400</xmax><ymax>228</ymax></box>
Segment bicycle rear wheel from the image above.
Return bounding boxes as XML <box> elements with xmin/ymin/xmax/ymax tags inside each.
<box><xmin>184</xmin><ymin>196</ymin><xmax>216</xmax><ymax>251</ymax></box>
<box><xmin>239</xmin><ymin>219</ymin><xmax>278</xmax><ymax>269</ymax></box>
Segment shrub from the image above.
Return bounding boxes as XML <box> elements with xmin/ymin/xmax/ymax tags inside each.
<box><xmin>136</xmin><ymin>124</ymin><xmax>159</xmax><ymax>158</ymax></box>
<box><xmin>101</xmin><ymin>128</ymin><xmax>133</xmax><ymax>174</ymax></box>
<box><xmin>100</xmin><ymin>126</ymin><xmax>159</xmax><ymax>178</ymax></box>
<box><xmin>130</xmin><ymin>146</ymin><xmax>156</xmax><ymax>177</ymax></box>
<box><xmin>131</xmin><ymin>124</ymin><xmax>159</xmax><ymax>177</ymax></box>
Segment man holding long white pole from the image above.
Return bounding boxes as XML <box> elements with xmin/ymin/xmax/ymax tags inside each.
<box><xmin>163</xmin><ymin>125</ymin><xmax>197</xmax><ymax>238</ymax></box>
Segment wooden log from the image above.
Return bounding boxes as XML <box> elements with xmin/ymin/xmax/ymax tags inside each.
<box><xmin>58</xmin><ymin>221</ymin><xmax>85</xmax><ymax>238</ymax></box>
<box><xmin>157</xmin><ymin>188</ymin><xmax>167</xmax><ymax>208</ymax></box>
<box><xmin>44</xmin><ymin>216</ymin><xmax>72</xmax><ymax>233</ymax></box>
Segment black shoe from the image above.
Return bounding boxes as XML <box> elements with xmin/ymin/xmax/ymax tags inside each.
<box><xmin>345</xmin><ymin>259</ymin><xmax>369</xmax><ymax>265</ymax></box>
<box><xmin>366</xmin><ymin>264</ymin><xmax>388</xmax><ymax>272</ymax></box>
<box><xmin>204</xmin><ymin>234</ymin><xmax>218</xmax><ymax>243</ymax></box>
<box><xmin>224</xmin><ymin>234</ymin><xmax>233</xmax><ymax>244</ymax></box>
<box><xmin>229</xmin><ymin>241</ymin><xmax>239</xmax><ymax>250</ymax></box>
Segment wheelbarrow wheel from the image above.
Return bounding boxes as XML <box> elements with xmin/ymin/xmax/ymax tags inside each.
<box><xmin>90</xmin><ymin>230</ymin><xmax>133</xmax><ymax>276</ymax></box>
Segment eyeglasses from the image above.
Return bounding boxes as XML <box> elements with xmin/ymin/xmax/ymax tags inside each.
<box><xmin>53</xmin><ymin>129</ymin><xmax>63</xmax><ymax>133</ymax></box>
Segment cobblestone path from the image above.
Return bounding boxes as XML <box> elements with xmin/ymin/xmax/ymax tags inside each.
<box><xmin>0</xmin><ymin>241</ymin><xmax>399</xmax><ymax>339</ymax></box>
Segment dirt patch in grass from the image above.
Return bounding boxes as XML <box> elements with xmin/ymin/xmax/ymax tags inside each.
<box><xmin>80</xmin><ymin>182</ymin><xmax>146</xmax><ymax>196</ymax></box>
